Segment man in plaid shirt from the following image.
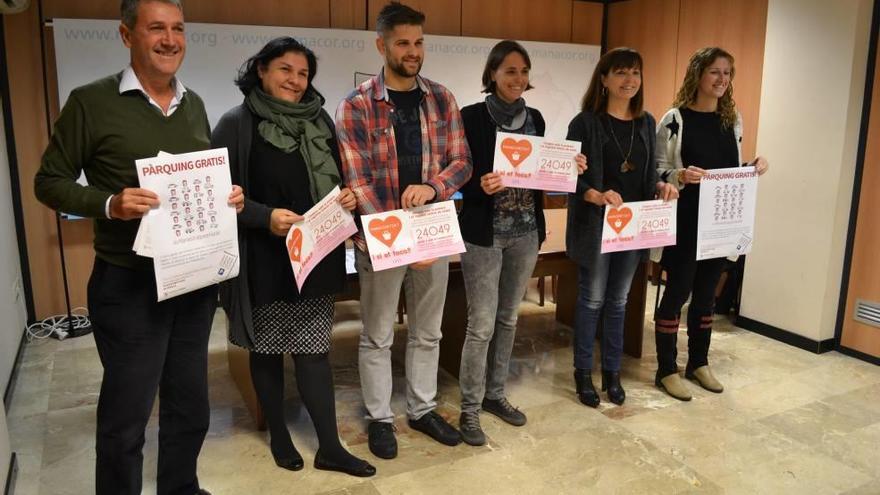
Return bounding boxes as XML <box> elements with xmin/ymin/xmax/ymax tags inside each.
<box><xmin>336</xmin><ymin>1</ymin><xmax>472</xmax><ymax>460</ymax></box>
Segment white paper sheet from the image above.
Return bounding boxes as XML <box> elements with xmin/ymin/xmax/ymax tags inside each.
<box><xmin>285</xmin><ymin>186</ymin><xmax>357</xmax><ymax>290</ymax></box>
<box><xmin>696</xmin><ymin>166</ymin><xmax>759</xmax><ymax>260</ymax></box>
<box><xmin>135</xmin><ymin>148</ymin><xmax>239</xmax><ymax>301</ymax></box>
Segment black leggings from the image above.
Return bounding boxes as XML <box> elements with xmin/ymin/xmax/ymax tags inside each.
<box><xmin>249</xmin><ymin>352</ymin><xmax>348</xmax><ymax>460</ymax></box>
<box><xmin>654</xmin><ymin>257</ymin><xmax>726</xmax><ymax>377</ymax></box>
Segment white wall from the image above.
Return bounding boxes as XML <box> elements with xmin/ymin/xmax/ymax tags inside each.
<box><xmin>0</xmin><ymin>99</ymin><xmax>26</xmax><ymax>489</ymax></box>
<box><xmin>740</xmin><ymin>0</ymin><xmax>873</xmax><ymax>342</ymax></box>
<box><xmin>0</xmin><ymin>401</ymin><xmax>9</xmax><ymax>492</ymax></box>
<box><xmin>0</xmin><ymin>99</ymin><xmax>26</xmax><ymax>396</ymax></box>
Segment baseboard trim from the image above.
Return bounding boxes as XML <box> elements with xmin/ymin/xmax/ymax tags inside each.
<box><xmin>837</xmin><ymin>345</ymin><xmax>880</xmax><ymax>366</ymax></box>
<box><xmin>736</xmin><ymin>316</ymin><xmax>836</xmax><ymax>354</ymax></box>
<box><xmin>4</xmin><ymin>452</ymin><xmax>16</xmax><ymax>495</ymax></box>
<box><xmin>3</xmin><ymin>329</ymin><xmax>26</xmax><ymax>410</ymax></box>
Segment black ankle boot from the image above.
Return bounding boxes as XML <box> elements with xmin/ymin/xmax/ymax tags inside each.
<box><xmin>573</xmin><ymin>369</ymin><xmax>600</xmax><ymax>408</ymax></box>
<box><xmin>601</xmin><ymin>370</ymin><xmax>625</xmax><ymax>405</ymax></box>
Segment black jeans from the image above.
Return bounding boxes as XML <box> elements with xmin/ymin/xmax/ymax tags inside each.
<box><xmin>655</xmin><ymin>256</ymin><xmax>726</xmax><ymax>377</ymax></box>
<box><xmin>88</xmin><ymin>258</ymin><xmax>217</xmax><ymax>495</ymax></box>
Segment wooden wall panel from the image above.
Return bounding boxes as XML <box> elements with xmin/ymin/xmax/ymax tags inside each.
<box><xmin>607</xmin><ymin>0</ymin><xmax>681</xmax><ymax>120</ymax></box>
<box><xmin>4</xmin><ymin>4</ymin><xmax>88</xmax><ymax>318</ymax></box>
<box><xmin>184</xmin><ymin>1</ymin><xmax>330</xmax><ymax>27</ymax></box>
<box><xmin>571</xmin><ymin>2</ymin><xmax>603</xmax><ymax>46</ymax></box>
<box><xmin>368</xmin><ymin>0</ymin><xmax>461</xmax><ymax>36</ymax></box>
<box><xmin>461</xmin><ymin>0</ymin><xmax>571</xmax><ymax>42</ymax></box>
<box><xmin>42</xmin><ymin>0</ymin><xmax>117</xmax><ymax>19</ymax></box>
<box><xmin>676</xmin><ymin>0</ymin><xmax>767</xmax><ymax>162</ymax></box>
<box><xmin>841</xmin><ymin>43</ymin><xmax>880</xmax><ymax>358</ymax></box>
<box><xmin>44</xmin><ymin>1</ymin><xmax>333</xmax><ymax>27</ymax></box>
<box><xmin>331</xmin><ymin>0</ymin><xmax>367</xmax><ymax>29</ymax></box>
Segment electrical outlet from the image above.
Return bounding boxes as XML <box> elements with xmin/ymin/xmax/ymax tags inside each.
<box><xmin>12</xmin><ymin>275</ymin><xmax>26</xmax><ymax>323</ymax></box>
<box><xmin>13</xmin><ymin>275</ymin><xmax>21</xmax><ymax>300</ymax></box>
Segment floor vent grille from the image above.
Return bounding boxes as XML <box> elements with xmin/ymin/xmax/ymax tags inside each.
<box><xmin>854</xmin><ymin>299</ymin><xmax>880</xmax><ymax>328</ymax></box>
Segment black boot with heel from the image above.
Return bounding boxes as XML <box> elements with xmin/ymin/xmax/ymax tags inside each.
<box><xmin>574</xmin><ymin>369</ymin><xmax>600</xmax><ymax>408</ymax></box>
<box><xmin>601</xmin><ymin>370</ymin><xmax>626</xmax><ymax>405</ymax></box>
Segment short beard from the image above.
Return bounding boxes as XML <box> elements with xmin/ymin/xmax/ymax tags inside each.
<box><xmin>387</xmin><ymin>57</ymin><xmax>422</xmax><ymax>79</ymax></box>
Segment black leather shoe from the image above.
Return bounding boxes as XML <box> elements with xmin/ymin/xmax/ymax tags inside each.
<box><xmin>314</xmin><ymin>450</ymin><xmax>377</xmax><ymax>478</ymax></box>
<box><xmin>408</xmin><ymin>411</ymin><xmax>461</xmax><ymax>446</ymax></box>
<box><xmin>271</xmin><ymin>443</ymin><xmax>304</xmax><ymax>471</ymax></box>
<box><xmin>273</xmin><ymin>454</ymin><xmax>305</xmax><ymax>471</ymax></box>
<box><xmin>574</xmin><ymin>369</ymin><xmax>600</xmax><ymax>408</ymax></box>
<box><xmin>601</xmin><ymin>370</ymin><xmax>626</xmax><ymax>405</ymax></box>
<box><xmin>368</xmin><ymin>421</ymin><xmax>398</xmax><ymax>459</ymax></box>
<box><xmin>195</xmin><ymin>490</ymin><xmax>212</xmax><ymax>495</ymax></box>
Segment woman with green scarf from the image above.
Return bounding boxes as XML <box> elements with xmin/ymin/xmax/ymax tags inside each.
<box><xmin>212</xmin><ymin>37</ymin><xmax>374</xmax><ymax>478</ymax></box>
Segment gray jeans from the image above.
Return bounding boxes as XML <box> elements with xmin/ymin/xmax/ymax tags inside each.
<box><xmin>459</xmin><ymin>231</ymin><xmax>539</xmax><ymax>413</ymax></box>
<box><xmin>355</xmin><ymin>248</ymin><xmax>449</xmax><ymax>422</ymax></box>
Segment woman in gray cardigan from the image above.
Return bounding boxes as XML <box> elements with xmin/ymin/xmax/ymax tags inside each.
<box><xmin>213</xmin><ymin>37</ymin><xmax>374</xmax><ymax>478</ymax></box>
<box><xmin>565</xmin><ymin>48</ymin><xmax>677</xmax><ymax>407</ymax></box>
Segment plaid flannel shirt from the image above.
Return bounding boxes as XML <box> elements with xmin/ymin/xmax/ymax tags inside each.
<box><xmin>335</xmin><ymin>70</ymin><xmax>473</xmax><ymax>247</ymax></box>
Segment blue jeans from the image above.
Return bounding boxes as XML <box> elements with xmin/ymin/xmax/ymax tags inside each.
<box><xmin>572</xmin><ymin>250</ymin><xmax>641</xmax><ymax>371</ymax></box>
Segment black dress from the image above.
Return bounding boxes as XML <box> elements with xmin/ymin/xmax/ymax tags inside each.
<box><xmin>660</xmin><ymin>107</ymin><xmax>739</xmax><ymax>267</ymax></box>
<box><xmin>228</xmin><ymin>118</ymin><xmax>342</xmax><ymax>354</ymax></box>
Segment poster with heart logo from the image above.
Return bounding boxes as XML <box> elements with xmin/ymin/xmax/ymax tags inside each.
<box><xmin>696</xmin><ymin>166</ymin><xmax>758</xmax><ymax>260</ymax></box>
<box><xmin>601</xmin><ymin>199</ymin><xmax>677</xmax><ymax>253</ymax></box>
<box><xmin>285</xmin><ymin>186</ymin><xmax>358</xmax><ymax>290</ymax></box>
<box><xmin>361</xmin><ymin>201</ymin><xmax>465</xmax><ymax>271</ymax></box>
<box><xmin>492</xmin><ymin>132</ymin><xmax>581</xmax><ymax>192</ymax></box>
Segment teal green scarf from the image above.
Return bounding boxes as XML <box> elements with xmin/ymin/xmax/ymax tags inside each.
<box><xmin>245</xmin><ymin>88</ymin><xmax>339</xmax><ymax>202</ymax></box>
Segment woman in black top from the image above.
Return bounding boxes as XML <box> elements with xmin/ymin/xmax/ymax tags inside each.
<box><xmin>565</xmin><ymin>48</ymin><xmax>678</xmax><ymax>408</ymax></box>
<box><xmin>212</xmin><ymin>38</ymin><xmax>374</xmax><ymax>477</ymax></box>
<box><xmin>457</xmin><ymin>40</ymin><xmax>587</xmax><ymax>446</ymax></box>
<box><xmin>653</xmin><ymin>47</ymin><xmax>769</xmax><ymax>401</ymax></box>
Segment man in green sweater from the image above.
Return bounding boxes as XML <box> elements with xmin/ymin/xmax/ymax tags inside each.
<box><xmin>33</xmin><ymin>1</ymin><xmax>242</xmax><ymax>494</ymax></box>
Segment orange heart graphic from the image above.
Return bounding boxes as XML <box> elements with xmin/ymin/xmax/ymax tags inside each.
<box><xmin>287</xmin><ymin>228</ymin><xmax>303</xmax><ymax>262</ymax></box>
<box><xmin>368</xmin><ymin>216</ymin><xmax>403</xmax><ymax>248</ymax></box>
<box><xmin>500</xmin><ymin>138</ymin><xmax>532</xmax><ymax>168</ymax></box>
<box><xmin>606</xmin><ymin>207</ymin><xmax>633</xmax><ymax>234</ymax></box>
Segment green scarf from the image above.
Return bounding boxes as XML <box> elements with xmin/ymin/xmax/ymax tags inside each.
<box><xmin>245</xmin><ymin>88</ymin><xmax>339</xmax><ymax>202</ymax></box>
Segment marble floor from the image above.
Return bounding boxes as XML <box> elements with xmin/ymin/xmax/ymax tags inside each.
<box><xmin>6</xmin><ymin>283</ymin><xmax>880</xmax><ymax>495</ymax></box>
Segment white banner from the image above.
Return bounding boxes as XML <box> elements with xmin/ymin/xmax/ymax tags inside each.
<box><xmin>52</xmin><ymin>19</ymin><xmax>599</xmax><ymax>139</ymax></box>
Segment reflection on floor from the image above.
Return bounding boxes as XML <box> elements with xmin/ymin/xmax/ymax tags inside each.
<box><xmin>7</xmin><ymin>282</ymin><xmax>880</xmax><ymax>494</ymax></box>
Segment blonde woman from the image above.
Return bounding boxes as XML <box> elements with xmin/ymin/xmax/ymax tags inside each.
<box><xmin>653</xmin><ymin>47</ymin><xmax>769</xmax><ymax>401</ymax></box>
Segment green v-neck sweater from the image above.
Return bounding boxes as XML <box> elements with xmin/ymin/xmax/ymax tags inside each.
<box><xmin>35</xmin><ymin>72</ymin><xmax>211</xmax><ymax>268</ymax></box>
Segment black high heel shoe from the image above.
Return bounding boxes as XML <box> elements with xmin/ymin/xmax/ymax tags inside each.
<box><xmin>601</xmin><ymin>370</ymin><xmax>626</xmax><ymax>405</ymax></box>
<box><xmin>574</xmin><ymin>369</ymin><xmax>600</xmax><ymax>408</ymax></box>
<box><xmin>314</xmin><ymin>450</ymin><xmax>377</xmax><ymax>478</ymax></box>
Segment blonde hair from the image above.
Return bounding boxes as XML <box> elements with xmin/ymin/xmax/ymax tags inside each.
<box><xmin>673</xmin><ymin>47</ymin><xmax>737</xmax><ymax>129</ymax></box>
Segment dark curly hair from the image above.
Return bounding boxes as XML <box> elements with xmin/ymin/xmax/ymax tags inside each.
<box><xmin>234</xmin><ymin>37</ymin><xmax>320</xmax><ymax>98</ymax></box>
<box><xmin>673</xmin><ymin>47</ymin><xmax>737</xmax><ymax>129</ymax></box>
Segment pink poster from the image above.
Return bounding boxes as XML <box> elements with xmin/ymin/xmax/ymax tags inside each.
<box><xmin>601</xmin><ymin>199</ymin><xmax>677</xmax><ymax>253</ymax></box>
<box><xmin>361</xmin><ymin>201</ymin><xmax>465</xmax><ymax>271</ymax></box>
<box><xmin>493</xmin><ymin>132</ymin><xmax>581</xmax><ymax>193</ymax></box>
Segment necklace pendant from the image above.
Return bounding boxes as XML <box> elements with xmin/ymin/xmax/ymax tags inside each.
<box><xmin>620</xmin><ymin>160</ymin><xmax>634</xmax><ymax>173</ymax></box>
